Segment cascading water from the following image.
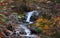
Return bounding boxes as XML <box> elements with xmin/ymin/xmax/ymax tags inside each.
<box><xmin>13</xmin><ymin>10</ymin><xmax>38</xmax><ymax>37</ymax></box>
<box><xmin>20</xmin><ymin>24</ymin><xmax>31</xmax><ymax>36</ymax></box>
<box><xmin>19</xmin><ymin>10</ymin><xmax>39</xmax><ymax>36</ymax></box>
<box><xmin>26</xmin><ymin>10</ymin><xmax>39</xmax><ymax>24</ymax></box>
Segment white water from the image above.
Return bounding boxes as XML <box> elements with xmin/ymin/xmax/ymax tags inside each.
<box><xmin>26</xmin><ymin>10</ymin><xmax>39</xmax><ymax>23</ymax></box>
<box><xmin>20</xmin><ymin>24</ymin><xmax>31</xmax><ymax>36</ymax></box>
<box><xmin>19</xmin><ymin>10</ymin><xmax>39</xmax><ymax>36</ymax></box>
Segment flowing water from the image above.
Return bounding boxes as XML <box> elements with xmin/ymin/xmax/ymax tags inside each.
<box><xmin>19</xmin><ymin>10</ymin><xmax>39</xmax><ymax>36</ymax></box>
<box><xmin>26</xmin><ymin>10</ymin><xmax>39</xmax><ymax>23</ymax></box>
<box><xmin>17</xmin><ymin>10</ymin><xmax>39</xmax><ymax>36</ymax></box>
<box><xmin>20</xmin><ymin>24</ymin><xmax>31</xmax><ymax>36</ymax></box>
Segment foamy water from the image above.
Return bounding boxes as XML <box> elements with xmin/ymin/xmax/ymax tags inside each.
<box><xmin>20</xmin><ymin>24</ymin><xmax>31</xmax><ymax>36</ymax></box>
<box><xmin>26</xmin><ymin>10</ymin><xmax>39</xmax><ymax>23</ymax></box>
<box><xmin>19</xmin><ymin>10</ymin><xmax>38</xmax><ymax>36</ymax></box>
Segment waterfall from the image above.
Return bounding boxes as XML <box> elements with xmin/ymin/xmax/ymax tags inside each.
<box><xmin>26</xmin><ymin>10</ymin><xmax>39</xmax><ymax>24</ymax></box>
<box><xmin>26</xmin><ymin>11</ymin><xmax>33</xmax><ymax>22</ymax></box>
<box><xmin>20</xmin><ymin>24</ymin><xmax>31</xmax><ymax>36</ymax></box>
<box><xmin>18</xmin><ymin>10</ymin><xmax>39</xmax><ymax>36</ymax></box>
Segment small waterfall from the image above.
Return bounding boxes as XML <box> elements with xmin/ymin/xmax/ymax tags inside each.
<box><xmin>20</xmin><ymin>24</ymin><xmax>31</xmax><ymax>36</ymax></box>
<box><xmin>19</xmin><ymin>10</ymin><xmax>39</xmax><ymax>35</ymax></box>
<box><xmin>26</xmin><ymin>11</ymin><xmax>34</xmax><ymax>22</ymax></box>
<box><xmin>26</xmin><ymin>10</ymin><xmax>39</xmax><ymax>24</ymax></box>
<box><xmin>16</xmin><ymin>10</ymin><xmax>39</xmax><ymax>37</ymax></box>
